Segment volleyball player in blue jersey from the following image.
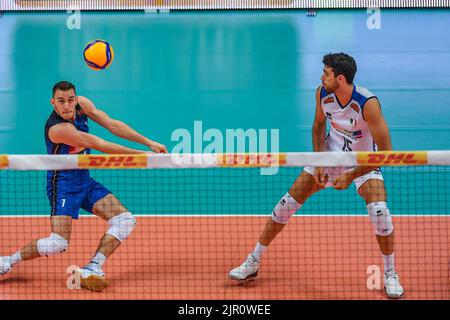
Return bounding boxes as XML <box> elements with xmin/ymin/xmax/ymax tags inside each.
<box><xmin>0</xmin><ymin>81</ymin><xmax>167</xmax><ymax>292</ymax></box>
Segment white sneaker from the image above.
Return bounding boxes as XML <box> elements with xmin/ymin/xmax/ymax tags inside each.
<box><xmin>78</xmin><ymin>263</ymin><xmax>108</xmax><ymax>292</ymax></box>
<box><xmin>384</xmin><ymin>271</ymin><xmax>404</xmax><ymax>299</ymax></box>
<box><xmin>0</xmin><ymin>256</ymin><xmax>12</xmax><ymax>276</ymax></box>
<box><xmin>229</xmin><ymin>254</ymin><xmax>259</xmax><ymax>283</ymax></box>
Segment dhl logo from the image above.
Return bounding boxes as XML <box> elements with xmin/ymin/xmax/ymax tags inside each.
<box><xmin>0</xmin><ymin>155</ymin><xmax>8</xmax><ymax>168</ymax></box>
<box><xmin>357</xmin><ymin>152</ymin><xmax>427</xmax><ymax>166</ymax></box>
<box><xmin>217</xmin><ymin>153</ymin><xmax>287</xmax><ymax>167</ymax></box>
<box><xmin>78</xmin><ymin>155</ymin><xmax>148</xmax><ymax>168</ymax></box>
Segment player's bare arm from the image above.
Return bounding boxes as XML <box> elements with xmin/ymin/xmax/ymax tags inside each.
<box><xmin>77</xmin><ymin>96</ymin><xmax>168</xmax><ymax>153</ymax></box>
<box><xmin>312</xmin><ymin>86</ymin><xmax>327</xmax><ymax>152</ymax></box>
<box><xmin>48</xmin><ymin>122</ymin><xmax>145</xmax><ymax>154</ymax></box>
<box><xmin>312</xmin><ymin>86</ymin><xmax>327</xmax><ymax>186</ymax></box>
<box><xmin>333</xmin><ymin>98</ymin><xmax>392</xmax><ymax>189</ymax></box>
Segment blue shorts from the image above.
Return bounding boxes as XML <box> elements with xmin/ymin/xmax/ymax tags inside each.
<box><xmin>47</xmin><ymin>178</ymin><xmax>111</xmax><ymax>219</ymax></box>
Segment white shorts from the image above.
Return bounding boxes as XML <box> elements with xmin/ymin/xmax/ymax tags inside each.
<box><xmin>303</xmin><ymin>166</ymin><xmax>383</xmax><ymax>190</ymax></box>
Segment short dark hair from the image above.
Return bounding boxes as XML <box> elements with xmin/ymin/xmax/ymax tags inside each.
<box><xmin>322</xmin><ymin>53</ymin><xmax>357</xmax><ymax>84</ymax></box>
<box><xmin>52</xmin><ymin>81</ymin><xmax>76</xmax><ymax>97</ymax></box>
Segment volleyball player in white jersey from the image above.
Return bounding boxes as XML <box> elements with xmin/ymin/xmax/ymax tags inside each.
<box><xmin>229</xmin><ymin>53</ymin><xmax>404</xmax><ymax>299</ymax></box>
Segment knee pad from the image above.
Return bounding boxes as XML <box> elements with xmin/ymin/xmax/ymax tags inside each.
<box><xmin>271</xmin><ymin>193</ymin><xmax>302</xmax><ymax>224</ymax></box>
<box><xmin>37</xmin><ymin>233</ymin><xmax>69</xmax><ymax>257</ymax></box>
<box><xmin>106</xmin><ymin>212</ymin><xmax>136</xmax><ymax>242</ymax></box>
<box><xmin>367</xmin><ymin>201</ymin><xmax>394</xmax><ymax>236</ymax></box>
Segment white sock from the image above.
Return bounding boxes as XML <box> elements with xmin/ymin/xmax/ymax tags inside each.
<box><xmin>10</xmin><ymin>251</ymin><xmax>22</xmax><ymax>266</ymax></box>
<box><xmin>251</xmin><ymin>242</ymin><xmax>267</xmax><ymax>262</ymax></box>
<box><xmin>383</xmin><ymin>253</ymin><xmax>395</xmax><ymax>275</ymax></box>
<box><xmin>90</xmin><ymin>252</ymin><xmax>107</xmax><ymax>268</ymax></box>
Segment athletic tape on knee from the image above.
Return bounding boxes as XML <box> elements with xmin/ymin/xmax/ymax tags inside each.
<box><xmin>106</xmin><ymin>212</ymin><xmax>136</xmax><ymax>242</ymax></box>
<box><xmin>367</xmin><ymin>201</ymin><xmax>394</xmax><ymax>236</ymax></box>
<box><xmin>271</xmin><ymin>193</ymin><xmax>302</xmax><ymax>224</ymax></box>
<box><xmin>37</xmin><ymin>233</ymin><xmax>69</xmax><ymax>257</ymax></box>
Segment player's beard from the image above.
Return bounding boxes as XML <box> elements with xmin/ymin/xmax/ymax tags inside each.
<box><xmin>324</xmin><ymin>81</ymin><xmax>339</xmax><ymax>93</ymax></box>
<box><xmin>59</xmin><ymin>109</ymin><xmax>75</xmax><ymax>121</ymax></box>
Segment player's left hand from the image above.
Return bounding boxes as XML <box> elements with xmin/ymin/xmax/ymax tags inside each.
<box><xmin>148</xmin><ymin>141</ymin><xmax>168</xmax><ymax>153</ymax></box>
<box><xmin>332</xmin><ymin>173</ymin><xmax>353</xmax><ymax>190</ymax></box>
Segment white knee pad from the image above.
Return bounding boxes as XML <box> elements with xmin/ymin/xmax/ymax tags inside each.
<box><xmin>106</xmin><ymin>212</ymin><xmax>136</xmax><ymax>242</ymax></box>
<box><xmin>37</xmin><ymin>233</ymin><xmax>69</xmax><ymax>257</ymax></box>
<box><xmin>367</xmin><ymin>201</ymin><xmax>394</xmax><ymax>236</ymax></box>
<box><xmin>271</xmin><ymin>192</ymin><xmax>302</xmax><ymax>224</ymax></box>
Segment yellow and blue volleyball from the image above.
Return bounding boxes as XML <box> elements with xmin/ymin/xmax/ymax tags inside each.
<box><xmin>83</xmin><ymin>39</ymin><xmax>114</xmax><ymax>70</ymax></box>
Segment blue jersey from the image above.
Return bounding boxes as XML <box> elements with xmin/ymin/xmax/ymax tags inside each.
<box><xmin>44</xmin><ymin>104</ymin><xmax>111</xmax><ymax>219</ymax></box>
<box><xmin>45</xmin><ymin>104</ymin><xmax>90</xmax><ymax>185</ymax></box>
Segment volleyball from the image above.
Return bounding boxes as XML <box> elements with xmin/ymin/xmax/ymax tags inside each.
<box><xmin>83</xmin><ymin>39</ymin><xmax>114</xmax><ymax>70</ymax></box>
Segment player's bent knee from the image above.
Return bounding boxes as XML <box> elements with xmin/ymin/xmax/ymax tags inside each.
<box><xmin>271</xmin><ymin>192</ymin><xmax>302</xmax><ymax>224</ymax></box>
<box><xmin>106</xmin><ymin>212</ymin><xmax>136</xmax><ymax>242</ymax></box>
<box><xmin>37</xmin><ymin>233</ymin><xmax>69</xmax><ymax>257</ymax></box>
<box><xmin>367</xmin><ymin>201</ymin><xmax>394</xmax><ymax>236</ymax></box>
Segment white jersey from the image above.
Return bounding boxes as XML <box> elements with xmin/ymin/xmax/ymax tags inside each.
<box><xmin>320</xmin><ymin>84</ymin><xmax>378</xmax><ymax>152</ymax></box>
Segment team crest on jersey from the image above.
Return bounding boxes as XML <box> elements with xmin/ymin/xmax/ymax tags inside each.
<box><xmin>350</xmin><ymin>103</ymin><xmax>360</xmax><ymax>113</ymax></box>
<box><xmin>324</xmin><ymin>97</ymin><xmax>335</xmax><ymax>104</ymax></box>
<box><xmin>69</xmin><ymin>146</ymin><xmax>86</xmax><ymax>154</ymax></box>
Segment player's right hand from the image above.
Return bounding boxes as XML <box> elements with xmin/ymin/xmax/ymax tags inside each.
<box><xmin>148</xmin><ymin>141</ymin><xmax>168</xmax><ymax>154</ymax></box>
<box><xmin>313</xmin><ymin>167</ymin><xmax>328</xmax><ymax>187</ymax></box>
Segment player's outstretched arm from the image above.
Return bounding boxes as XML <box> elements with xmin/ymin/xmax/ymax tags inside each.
<box><xmin>49</xmin><ymin>122</ymin><xmax>146</xmax><ymax>154</ymax></box>
<box><xmin>77</xmin><ymin>96</ymin><xmax>168</xmax><ymax>153</ymax></box>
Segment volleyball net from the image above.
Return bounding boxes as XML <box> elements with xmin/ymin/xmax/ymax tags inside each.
<box><xmin>0</xmin><ymin>151</ymin><xmax>449</xmax><ymax>299</ymax></box>
<box><xmin>1</xmin><ymin>0</ymin><xmax>450</xmax><ymax>11</ymax></box>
